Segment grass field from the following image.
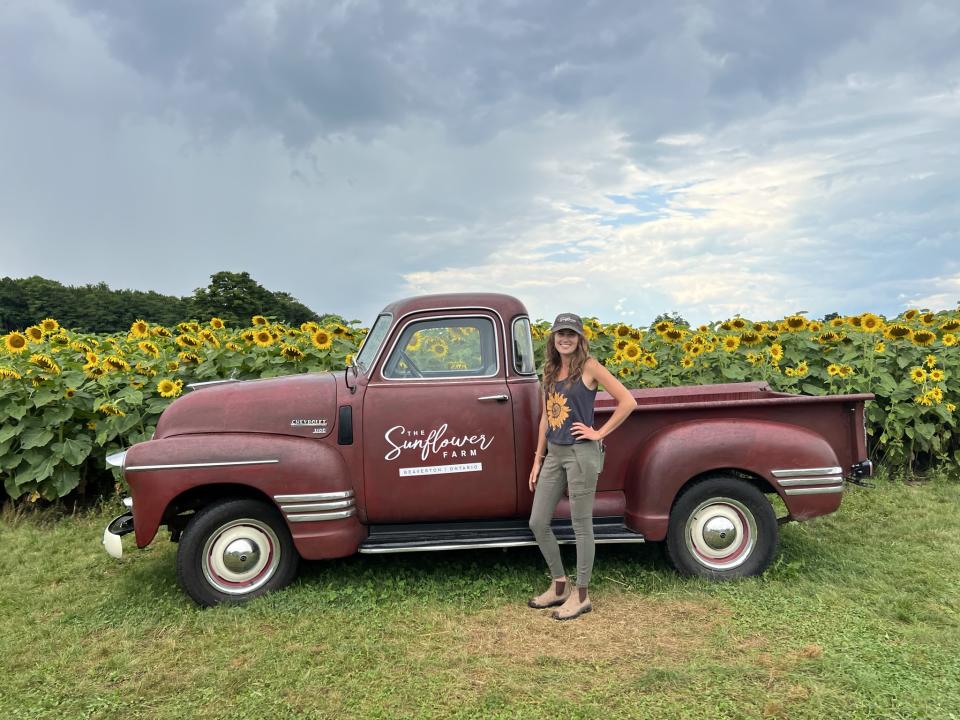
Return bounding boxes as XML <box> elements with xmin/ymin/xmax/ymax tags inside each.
<box><xmin>2</xmin><ymin>477</ymin><xmax>959</xmax><ymax>720</ymax></box>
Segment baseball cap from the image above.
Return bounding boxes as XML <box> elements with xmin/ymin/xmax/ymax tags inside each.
<box><xmin>550</xmin><ymin>313</ymin><xmax>585</xmax><ymax>336</ymax></box>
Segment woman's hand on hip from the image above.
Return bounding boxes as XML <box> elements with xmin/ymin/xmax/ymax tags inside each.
<box><xmin>571</xmin><ymin>422</ymin><xmax>602</xmax><ymax>441</ymax></box>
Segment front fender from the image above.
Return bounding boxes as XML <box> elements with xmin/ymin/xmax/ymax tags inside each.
<box><xmin>625</xmin><ymin>418</ymin><xmax>841</xmax><ymax>540</ymax></box>
<box><xmin>124</xmin><ymin>433</ymin><xmax>365</xmax><ymax>559</ymax></box>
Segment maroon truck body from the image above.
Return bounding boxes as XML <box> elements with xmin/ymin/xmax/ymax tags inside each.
<box><xmin>103</xmin><ymin>293</ymin><xmax>873</xmax><ymax>606</ymax></box>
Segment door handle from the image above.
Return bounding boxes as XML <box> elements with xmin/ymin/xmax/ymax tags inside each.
<box><xmin>477</xmin><ymin>394</ymin><xmax>509</xmax><ymax>402</ymax></box>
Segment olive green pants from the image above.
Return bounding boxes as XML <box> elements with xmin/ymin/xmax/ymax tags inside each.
<box><xmin>529</xmin><ymin>440</ymin><xmax>604</xmax><ymax>587</ymax></box>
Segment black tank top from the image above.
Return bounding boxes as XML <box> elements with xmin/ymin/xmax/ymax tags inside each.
<box><xmin>545</xmin><ymin>376</ymin><xmax>598</xmax><ymax>445</ymax></box>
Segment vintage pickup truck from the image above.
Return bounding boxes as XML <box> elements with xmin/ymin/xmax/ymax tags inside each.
<box><xmin>103</xmin><ymin>293</ymin><xmax>873</xmax><ymax>606</ymax></box>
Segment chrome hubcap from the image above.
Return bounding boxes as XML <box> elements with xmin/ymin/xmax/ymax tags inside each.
<box><xmin>685</xmin><ymin>498</ymin><xmax>757</xmax><ymax>571</ymax></box>
<box><xmin>702</xmin><ymin>516</ymin><xmax>737</xmax><ymax>550</ymax></box>
<box><xmin>222</xmin><ymin>538</ymin><xmax>261</xmax><ymax>574</ymax></box>
<box><xmin>202</xmin><ymin>519</ymin><xmax>281</xmax><ymax>595</ymax></box>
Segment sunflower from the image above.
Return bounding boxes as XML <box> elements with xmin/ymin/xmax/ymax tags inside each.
<box><xmin>138</xmin><ymin>341</ymin><xmax>160</xmax><ymax>358</ymax></box>
<box><xmin>29</xmin><ymin>353</ymin><xmax>61</xmax><ymax>375</ymax></box>
<box><xmin>311</xmin><ymin>329</ymin><xmax>333</xmax><ymax>351</ymax></box>
<box><xmin>25</xmin><ymin>325</ymin><xmax>44</xmax><ymax>343</ymax></box>
<box><xmin>430</xmin><ymin>339</ymin><xmax>449</xmax><ymax>358</ymax></box>
<box><xmin>719</xmin><ymin>321</ymin><xmax>733</xmax><ymax>331</ymax></box>
<box><xmin>199</xmin><ymin>330</ymin><xmax>220</xmax><ymax>348</ymax></box>
<box><xmin>4</xmin><ymin>332</ymin><xmax>29</xmax><ymax>353</ymax></box>
<box><xmin>642</xmin><ymin>354</ymin><xmax>658</xmax><ymax>368</ymax></box>
<box><xmin>447</xmin><ymin>360</ymin><xmax>468</xmax><ymax>370</ymax></box>
<box><xmin>127</xmin><ymin>319</ymin><xmax>148</xmax><ymax>338</ymax></box>
<box><xmin>623</xmin><ymin>343</ymin><xmax>642</xmax><ymax>362</ymax></box>
<box><xmin>808</xmin><ymin>321</ymin><xmax>823</xmax><ymax>333</ymax></box>
<box><xmin>768</xmin><ymin>344</ymin><xmax>784</xmax><ymax>362</ymax></box>
<box><xmin>817</xmin><ymin>332</ymin><xmax>840</xmax><ymax>344</ymax></box>
<box><xmin>940</xmin><ymin>319</ymin><xmax>960</xmax><ymax>332</ymax></box>
<box><xmin>680</xmin><ymin>356</ymin><xmax>694</xmax><ymax>369</ymax></box>
<box><xmin>104</xmin><ymin>355</ymin><xmax>131</xmax><ymax>372</ymax></box>
<box><xmin>157</xmin><ymin>378</ymin><xmax>184</xmax><ymax>398</ymax></box>
<box><xmin>912</xmin><ymin>330</ymin><xmax>936</xmax><ymax>346</ymax></box>
<box><xmin>739</xmin><ymin>331</ymin><xmax>762</xmax><ymax>346</ymax></box>
<box><xmin>226</xmin><ymin>342</ymin><xmax>243</xmax><ymax>352</ymax></box>
<box><xmin>209</xmin><ymin>317</ymin><xmax>225</xmax><ymax>330</ymax></box>
<box><xmin>617</xmin><ymin>367</ymin><xmax>630</xmax><ymax>378</ymax></box>
<box><xmin>795</xmin><ymin>361</ymin><xmax>809</xmax><ymax>377</ymax></box>
<box><xmin>929</xmin><ymin>369</ymin><xmax>945</xmax><ymax>382</ymax></box>
<box><xmin>923</xmin><ymin>354</ymin><xmax>937</xmax><ymax>369</ymax></box>
<box><xmin>37</xmin><ymin>318</ymin><xmax>59</xmax><ymax>334</ymax></box>
<box><xmin>919</xmin><ymin>312</ymin><xmax>935</xmax><ymax>326</ymax></box>
<box><xmin>746</xmin><ymin>353</ymin><xmax>761</xmax><ymax>366</ymax></box>
<box><xmin>178</xmin><ymin>351</ymin><xmax>202</xmax><ymax>365</ymax></box>
<box><xmin>614</xmin><ymin>338</ymin><xmax>630</xmax><ymax>352</ymax></box>
<box><xmin>654</xmin><ymin>321</ymin><xmax>673</xmax><ymax>334</ymax></box>
<box><xmin>884</xmin><ymin>324</ymin><xmax>913</xmax><ymax>340</ymax></box>
<box><xmin>251</xmin><ymin>315</ymin><xmax>268</xmax><ymax>326</ymax></box>
<box><xmin>83</xmin><ymin>352</ymin><xmax>98</xmax><ymax>366</ymax></box>
<box><xmin>281</xmin><ymin>344</ymin><xmax>305</xmax><ymax>361</ymax></box>
<box><xmin>947</xmin><ymin>403</ymin><xmax>956</xmax><ymax>413</ymax></box>
<box><xmin>345</xmin><ymin>354</ymin><xmax>354</xmax><ymax>366</ymax></box>
<box><xmin>98</xmin><ymin>402</ymin><xmax>125</xmax><ymax>417</ymax></box>
<box><xmin>688</xmin><ymin>343</ymin><xmax>704</xmax><ymax>357</ymax></box>
<box><xmin>663</xmin><ymin>329</ymin><xmax>684</xmax><ymax>343</ymax></box>
<box><xmin>614</xmin><ymin>324</ymin><xmax>631</xmax><ymax>338</ymax></box>
<box><xmin>874</xmin><ymin>341</ymin><xmax>886</xmax><ymax>353</ymax></box>
<box><xmin>546</xmin><ymin>391</ymin><xmax>570</xmax><ymax>430</ymax></box>
<box><xmin>152</xmin><ymin>326</ymin><xmax>173</xmax><ymax>338</ymax></box>
<box><xmin>829</xmin><ymin>318</ymin><xmax>845</xmax><ymax>328</ymax></box>
<box><xmin>240</xmin><ymin>330</ymin><xmax>255</xmax><ymax>343</ymax></box>
<box><xmin>729</xmin><ymin>318</ymin><xmax>746</xmax><ymax>330</ymax></box>
<box><xmin>406</xmin><ymin>334</ymin><xmax>423</xmax><ymax>352</ymax></box>
<box><xmin>253</xmin><ymin>329</ymin><xmax>275</xmax><ymax>348</ymax></box>
<box><xmin>0</xmin><ymin>367</ymin><xmax>22</xmax><ymax>380</ymax></box>
<box><xmin>914</xmin><ymin>393</ymin><xmax>932</xmax><ymax>407</ymax></box>
<box><xmin>166</xmin><ymin>360</ymin><xmax>180</xmax><ymax>371</ymax></box>
<box><xmin>928</xmin><ymin>387</ymin><xmax>944</xmax><ymax>403</ymax></box>
<box><xmin>827</xmin><ymin>364</ymin><xmax>842</xmax><ymax>376</ymax></box>
<box><xmin>301</xmin><ymin>321</ymin><xmax>319</xmax><ymax>333</ymax></box>
<box><xmin>722</xmin><ymin>336</ymin><xmax>741</xmax><ymax>352</ymax></box>
<box><xmin>903</xmin><ymin>309</ymin><xmax>919</xmax><ymax>321</ymax></box>
<box><xmin>784</xmin><ymin>315</ymin><xmax>807</xmax><ymax>332</ymax></box>
<box><xmin>64</xmin><ymin>388</ymin><xmax>76</xmax><ymax>398</ymax></box>
<box><xmin>944</xmin><ymin>334</ymin><xmax>957</xmax><ymax>347</ymax></box>
<box><xmin>785</xmin><ymin>367</ymin><xmax>796</xmax><ymax>377</ymax></box>
<box><xmin>83</xmin><ymin>364</ymin><xmax>106</xmax><ymax>379</ymax></box>
<box><xmin>909</xmin><ymin>367</ymin><xmax>927</xmax><ymax>383</ymax></box>
<box><xmin>859</xmin><ymin>313</ymin><xmax>882</xmax><ymax>333</ymax></box>
<box><xmin>582</xmin><ymin>326</ymin><xmax>595</xmax><ymax>341</ymax></box>
<box><xmin>176</xmin><ymin>334</ymin><xmax>201</xmax><ymax>348</ymax></box>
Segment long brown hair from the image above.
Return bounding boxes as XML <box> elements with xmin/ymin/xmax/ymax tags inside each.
<box><xmin>542</xmin><ymin>331</ymin><xmax>590</xmax><ymax>393</ymax></box>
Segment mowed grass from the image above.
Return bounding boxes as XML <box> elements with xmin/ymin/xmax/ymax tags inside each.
<box><xmin>2</xmin><ymin>478</ymin><xmax>959</xmax><ymax>720</ymax></box>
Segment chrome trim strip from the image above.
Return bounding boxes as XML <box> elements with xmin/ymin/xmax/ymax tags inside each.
<box><xmin>280</xmin><ymin>499</ymin><xmax>355</xmax><ymax>512</ymax></box>
<box><xmin>186</xmin><ymin>379</ymin><xmax>241</xmax><ymax>391</ymax></box>
<box><xmin>771</xmin><ymin>466</ymin><xmax>842</xmax><ymax>478</ymax></box>
<box><xmin>287</xmin><ymin>508</ymin><xmax>357</xmax><ymax>522</ymax></box>
<box><xmin>477</xmin><ymin>394</ymin><xmax>509</xmax><ymax>401</ymax></box>
<box><xmin>777</xmin><ymin>477</ymin><xmax>845</xmax><ymax>487</ymax></box>
<box><xmin>358</xmin><ymin>536</ymin><xmax>645</xmax><ymax>554</ymax></box>
<box><xmin>273</xmin><ymin>490</ymin><xmax>354</xmax><ymax>503</ymax></box>
<box><xmin>126</xmin><ymin>459</ymin><xmax>279</xmax><ymax>471</ymax></box>
<box><xmin>784</xmin><ymin>485</ymin><xmax>845</xmax><ymax>496</ymax></box>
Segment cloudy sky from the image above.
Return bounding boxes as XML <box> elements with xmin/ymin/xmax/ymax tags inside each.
<box><xmin>2</xmin><ymin>0</ymin><xmax>959</xmax><ymax>326</ymax></box>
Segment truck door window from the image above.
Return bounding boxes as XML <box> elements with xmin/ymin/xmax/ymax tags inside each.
<box><xmin>512</xmin><ymin>317</ymin><xmax>536</xmax><ymax>375</ymax></box>
<box><xmin>355</xmin><ymin>313</ymin><xmax>392</xmax><ymax>373</ymax></box>
<box><xmin>382</xmin><ymin>316</ymin><xmax>498</xmax><ymax>379</ymax></box>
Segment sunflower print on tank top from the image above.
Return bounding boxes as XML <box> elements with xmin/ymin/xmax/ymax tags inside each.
<box><xmin>546</xmin><ymin>390</ymin><xmax>570</xmax><ymax>430</ymax></box>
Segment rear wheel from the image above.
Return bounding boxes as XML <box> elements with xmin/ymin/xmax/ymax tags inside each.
<box><xmin>176</xmin><ymin>498</ymin><xmax>299</xmax><ymax>607</ymax></box>
<box><xmin>665</xmin><ymin>477</ymin><xmax>778</xmax><ymax>579</ymax></box>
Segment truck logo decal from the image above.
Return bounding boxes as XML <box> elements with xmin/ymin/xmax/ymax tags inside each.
<box><xmin>384</xmin><ymin>423</ymin><xmax>494</xmax><ymax>465</ymax></box>
<box><xmin>290</xmin><ymin>419</ymin><xmax>327</xmax><ymax>427</ymax></box>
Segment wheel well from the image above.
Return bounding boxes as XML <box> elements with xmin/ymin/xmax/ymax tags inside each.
<box><xmin>672</xmin><ymin>468</ymin><xmax>777</xmax><ymax>509</ymax></box>
<box><xmin>161</xmin><ymin>484</ymin><xmax>276</xmax><ymax>537</ymax></box>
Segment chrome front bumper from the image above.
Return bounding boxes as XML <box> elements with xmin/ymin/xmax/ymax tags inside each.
<box><xmin>102</xmin><ymin>497</ymin><xmax>134</xmax><ymax>559</ymax></box>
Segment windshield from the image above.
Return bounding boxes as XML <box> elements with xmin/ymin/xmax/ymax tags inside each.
<box><xmin>355</xmin><ymin>313</ymin><xmax>392</xmax><ymax>373</ymax></box>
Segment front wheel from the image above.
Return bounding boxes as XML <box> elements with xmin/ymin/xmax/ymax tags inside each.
<box><xmin>176</xmin><ymin>498</ymin><xmax>299</xmax><ymax>607</ymax></box>
<box><xmin>665</xmin><ymin>477</ymin><xmax>778</xmax><ymax>580</ymax></box>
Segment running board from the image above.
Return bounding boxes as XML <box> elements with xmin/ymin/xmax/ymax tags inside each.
<box><xmin>358</xmin><ymin>516</ymin><xmax>644</xmax><ymax>554</ymax></box>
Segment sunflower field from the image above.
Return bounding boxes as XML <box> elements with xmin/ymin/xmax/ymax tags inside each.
<box><xmin>1</xmin><ymin>307</ymin><xmax>958</xmax><ymax>502</ymax></box>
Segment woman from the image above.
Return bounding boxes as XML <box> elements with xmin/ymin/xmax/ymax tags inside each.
<box><xmin>527</xmin><ymin>313</ymin><xmax>637</xmax><ymax>620</ymax></box>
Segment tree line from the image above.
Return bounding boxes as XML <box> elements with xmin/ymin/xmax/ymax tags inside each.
<box><xmin>0</xmin><ymin>272</ymin><xmax>329</xmax><ymax>332</ymax></box>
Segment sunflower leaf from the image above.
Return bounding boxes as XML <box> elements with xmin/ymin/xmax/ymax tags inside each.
<box><xmin>0</xmin><ymin>423</ymin><xmax>20</xmax><ymax>443</ymax></box>
<box><xmin>43</xmin><ymin>404</ymin><xmax>74</xmax><ymax>425</ymax></box>
<box><xmin>61</xmin><ymin>436</ymin><xmax>93</xmax><ymax>466</ymax></box>
<box><xmin>31</xmin><ymin>387</ymin><xmax>60</xmax><ymax>408</ymax></box>
<box><xmin>19</xmin><ymin>427</ymin><xmax>54</xmax><ymax>450</ymax></box>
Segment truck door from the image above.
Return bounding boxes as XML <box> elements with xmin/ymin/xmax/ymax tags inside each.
<box><xmin>362</xmin><ymin>312</ymin><xmax>517</xmax><ymax>522</ymax></box>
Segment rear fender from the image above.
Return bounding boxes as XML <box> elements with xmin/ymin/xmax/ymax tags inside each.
<box><xmin>124</xmin><ymin>434</ymin><xmax>366</xmax><ymax>559</ymax></box>
<box><xmin>625</xmin><ymin>419</ymin><xmax>841</xmax><ymax>540</ymax></box>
